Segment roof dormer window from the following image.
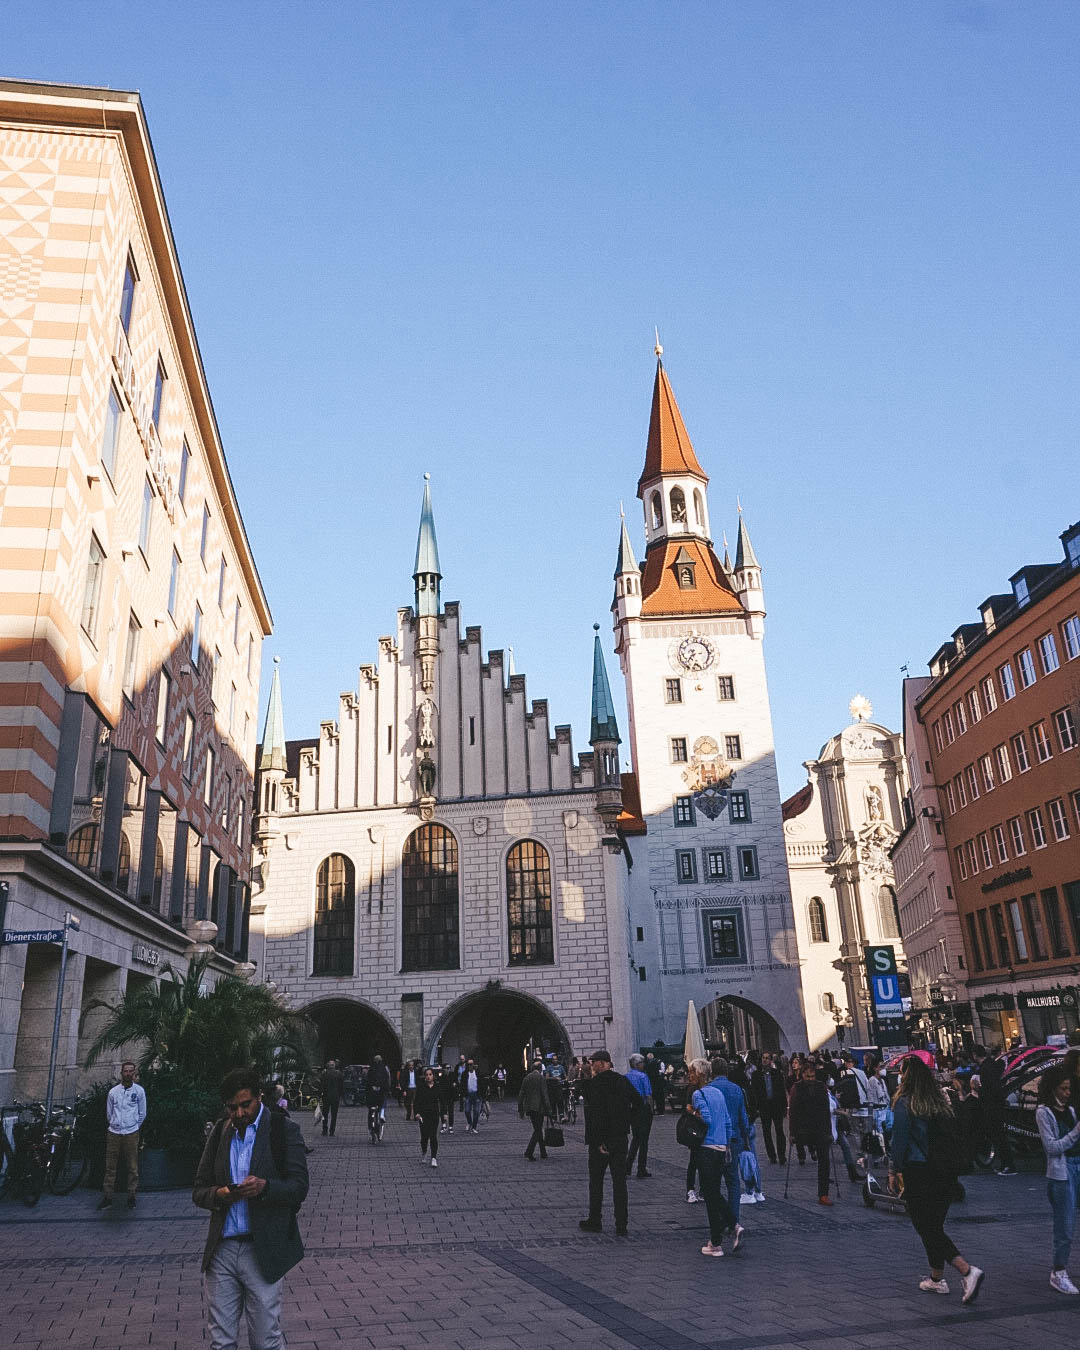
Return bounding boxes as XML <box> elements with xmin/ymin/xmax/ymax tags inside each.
<box><xmin>673</xmin><ymin>545</ymin><xmax>696</xmax><ymax>589</ymax></box>
<box><xmin>1014</xmin><ymin>576</ymin><xmax>1030</xmax><ymax>607</ymax></box>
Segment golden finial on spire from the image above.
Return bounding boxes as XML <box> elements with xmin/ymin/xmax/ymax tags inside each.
<box><xmin>654</xmin><ymin>327</ymin><xmax>663</xmax><ymax>359</ymax></box>
<box><xmin>737</xmin><ymin>494</ymin><xmax>743</xmax><ymax>515</ymax></box>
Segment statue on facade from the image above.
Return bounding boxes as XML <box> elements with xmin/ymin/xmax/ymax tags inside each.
<box><xmin>418</xmin><ymin>755</ymin><xmax>437</xmax><ymax>798</ymax></box>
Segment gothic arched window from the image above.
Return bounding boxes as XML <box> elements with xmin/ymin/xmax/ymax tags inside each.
<box><xmin>877</xmin><ymin>885</ymin><xmax>900</xmax><ymax>940</ymax></box>
<box><xmin>507</xmin><ymin>840</ymin><xmax>554</xmax><ymax>966</ymax></box>
<box><xmin>670</xmin><ymin>486</ymin><xmax>687</xmax><ymax>524</ymax></box>
<box><xmin>68</xmin><ymin>824</ymin><xmax>98</xmax><ymax>870</ymax></box>
<box><xmin>650</xmin><ymin>492</ymin><xmax>663</xmax><ymax>530</ymax></box>
<box><xmin>808</xmin><ymin>897</ymin><xmax>828</xmax><ymax>943</ymax></box>
<box><xmin>313</xmin><ymin>853</ymin><xmax>355</xmax><ymax>976</ymax></box>
<box><xmin>693</xmin><ymin>488</ymin><xmax>704</xmax><ymax>527</ymax></box>
<box><xmin>116</xmin><ymin>832</ymin><xmax>132</xmax><ymax>895</ymax></box>
<box><xmin>402</xmin><ymin>825</ymin><xmax>459</xmax><ymax>971</ymax></box>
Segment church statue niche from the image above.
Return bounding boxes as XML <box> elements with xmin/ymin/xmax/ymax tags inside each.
<box><xmin>418</xmin><ymin>755</ymin><xmax>437</xmax><ymax>798</ymax></box>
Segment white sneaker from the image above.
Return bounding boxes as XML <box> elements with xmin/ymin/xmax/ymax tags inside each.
<box><xmin>755</xmin><ymin>1193</ymin><xmax>766</xmax><ymax>1204</ymax></box>
<box><xmin>1050</xmin><ymin>1270</ymin><xmax>1079</xmax><ymax>1295</ymax></box>
<box><xmin>686</xmin><ymin>1189</ymin><xmax>700</xmax><ymax>1203</ymax></box>
<box><xmin>741</xmin><ymin>1193</ymin><xmax>758</xmax><ymax>1205</ymax></box>
<box><xmin>961</xmin><ymin>1266</ymin><xmax>984</xmax><ymax>1305</ymax></box>
<box><xmin>700</xmin><ymin>1242</ymin><xmax>724</xmax><ymax>1257</ymax></box>
<box><xmin>732</xmin><ymin>1224</ymin><xmax>745</xmax><ymax>1251</ymax></box>
<box><xmin>431</xmin><ymin>1157</ymin><xmax>438</xmax><ymax>1168</ymax></box>
<box><xmin>919</xmin><ymin>1277</ymin><xmax>949</xmax><ymax>1295</ymax></box>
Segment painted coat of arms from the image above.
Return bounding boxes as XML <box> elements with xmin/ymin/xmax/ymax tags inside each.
<box><xmin>683</xmin><ymin>736</ymin><xmax>736</xmax><ymax>819</ymax></box>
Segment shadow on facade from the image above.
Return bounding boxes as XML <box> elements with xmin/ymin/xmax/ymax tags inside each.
<box><xmin>2</xmin><ymin>625</ymin><xmax>254</xmax><ymax>1100</ymax></box>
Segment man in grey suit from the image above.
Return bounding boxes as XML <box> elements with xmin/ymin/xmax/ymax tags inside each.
<box><xmin>193</xmin><ymin>1067</ymin><xmax>309</xmax><ymax>1350</ymax></box>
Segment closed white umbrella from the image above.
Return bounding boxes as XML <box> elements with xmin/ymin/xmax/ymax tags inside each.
<box><xmin>684</xmin><ymin>1000</ymin><xmax>706</xmax><ymax>1064</ymax></box>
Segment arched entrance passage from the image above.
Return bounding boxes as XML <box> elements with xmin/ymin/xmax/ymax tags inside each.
<box><xmin>425</xmin><ymin>987</ymin><xmax>570</xmax><ymax>1087</ymax></box>
<box><xmin>303</xmin><ymin>998</ymin><xmax>401</xmax><ymax>1072</ymax></box>
<box><xmin>699</xmin><ymin>995</ymin><xmax>781</xmax><ymax>1056</ymax></box>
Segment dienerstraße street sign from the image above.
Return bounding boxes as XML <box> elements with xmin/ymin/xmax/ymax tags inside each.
<box><xmin>2</xmin><ymin>929</ymin><xmax>64</xmax><ymax>944</ymax></box>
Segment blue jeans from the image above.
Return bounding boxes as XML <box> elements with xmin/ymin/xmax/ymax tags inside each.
<box><xmin>1048</xmin><ymin>1156</ymin><xmax>1080</xmax><ymax>1270</ymax></box>
<box><xmin>465</xmin><ymin>1092</ymin><xmax>481</xmax><ymax>1129</ymax></box>
<box><xmin>722</xmin><ymin>1148</ymin><xmax>741</xmax><ymax>1227</ymax></box>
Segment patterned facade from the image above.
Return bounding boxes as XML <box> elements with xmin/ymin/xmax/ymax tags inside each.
<box><xmin>251</xmin><ymin>487</ymin><xmax>633</xmax><ymax>1073</ymax></box>
<box><xmin>0</xmin><ymin>82</ymin><xmax>270</xmax><ymax>1102</ymax></box>
<box><xmin>613</xmin><ymin>354</ymin><xmax>806</xmax><ymax>1054</ymax></box>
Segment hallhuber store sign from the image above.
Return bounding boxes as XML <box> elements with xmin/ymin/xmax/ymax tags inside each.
<box><xmin>975</xmin><ymin>993</ymin><xmax>1015</xmax><ymax>1014</ymax></box>
<box><xmin>1018</xmin><ymin>990</ymin><xmax>1078</xmax><ymax>1012</ymax></box>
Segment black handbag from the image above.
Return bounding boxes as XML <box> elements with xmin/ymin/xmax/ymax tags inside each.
<box><xmin>676</xmin><ymin>1111</ymin><xmax>707</xmax><ymax>1149</ymax></box>
<box><xmin>544</xmin><ymin>1123</ymin><xmax>565</xmax><ymax>1147</ymax></box>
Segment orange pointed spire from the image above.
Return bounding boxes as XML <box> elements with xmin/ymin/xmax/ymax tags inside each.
<box><xmin>637</xmin><ymin>358</ymin><xmax>708</xmax><ymax>496</ymax></box>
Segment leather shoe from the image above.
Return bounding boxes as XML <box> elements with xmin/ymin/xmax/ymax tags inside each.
<box><xmin>578</xmin><ymin>1219</ymin><xmax>602</xmax><ymax>1233</ymax></box>
<box><xmin>96</xmin><ymin>1196</ymin><xmax>111</xmax><ymax>1211</ymax></box>
<box><xmin>615</xmin><ymin>1226</ymin><xmax>628</xmax><ymax>1236</ymax></box>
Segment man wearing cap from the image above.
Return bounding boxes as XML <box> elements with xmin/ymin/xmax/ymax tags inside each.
<box><xmin>579</xmin><ymin>1050</ymin><xmax>637</xmax><ymax>1236</ymax></box>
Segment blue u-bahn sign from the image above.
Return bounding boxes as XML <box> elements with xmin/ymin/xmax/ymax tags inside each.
<box><xmin>865</xmin><ymin>944</ymin><xmax>906</xmax><ymax>1045</ymax></box>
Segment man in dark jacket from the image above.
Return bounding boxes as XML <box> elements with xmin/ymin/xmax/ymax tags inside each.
<box><xmin>579</xmin><ymin>1049</ymin><xmax>636</xmax><ymax>1236</ymax></box>
<box><xmin>644</xmin><ymin>1052</ymin><xmax>666</xmax><ymax>1114</ymax></box>
<box><xmin>788</xmin><ymin>1060</ymin><xmax>833</xmax><ymax>1206</ymax></box>
<box><xmin>749</xmin><ymin>1051</ymin><xmax>787</xmax><ymax>1163</ymax></box>
<box><xmin>518</xmin><ymin>1058</ymin><xmax>552</xmax><ymax>1160</ymax></box>
<box><xmin>978</xmin><ymin>1046</ymin><xmax>1016</xmax><ymax>1174</ymax></box>
<box><xmin>319</xmin><ymin>1059</ymin><xmax>343</xmax><ymax>1137</ymax></box>
<box><xmin>193</xmin><ymin>1066</ymin><xmax>309</xmax><ymax>1350</ymax></box>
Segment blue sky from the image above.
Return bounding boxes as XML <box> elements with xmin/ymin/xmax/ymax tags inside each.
<box><xmin>8</xmin><ymin>2</ymin><xmax>1080</xmax><ymax>798</ymax></box>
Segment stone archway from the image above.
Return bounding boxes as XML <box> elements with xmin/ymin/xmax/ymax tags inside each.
<box><xmin>424</xmin><ymin>986</ymin><xmax>571</xmax><ymax>1088</ymax></box>
<box><xmin>302</xmin><ymin>998</ymin><xmax>402</xmax><ymax>1072</ymax></box>
<box><xmin>699</xmin><ymin>995</ymin><xmax>782</xmax><ymax>1056</ymax></box>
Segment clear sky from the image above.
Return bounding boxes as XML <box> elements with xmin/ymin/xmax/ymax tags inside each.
<box><xmin>7</xmin><ymin>2</ymin><xmax>1079</xmax><ymax>798</ymax></box>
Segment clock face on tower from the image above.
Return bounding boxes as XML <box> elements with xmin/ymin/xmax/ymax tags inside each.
<box><xmin>670</xmin><ymin>634</ymin><xmax>716</xmax><ymax>673</ymax></box>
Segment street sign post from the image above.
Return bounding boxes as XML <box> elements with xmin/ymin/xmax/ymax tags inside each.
<box><xmin>44</xmin><ymin>914</ymin><xmax>80</xmax><ymax>1127</ymax></box>
<box><xmin>864</xmin><ymin>944</ymin><xmax>907</xmax><ymax>1046</ymax></box>
<box><xmin>2</xmin><ymin>929</ymin><xmax>64</xmax><ymax>945</ymax></box>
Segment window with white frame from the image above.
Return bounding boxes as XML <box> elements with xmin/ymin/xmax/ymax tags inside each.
<box><xmin>965</xmin><ymin>838</ymin><xmax>979</xmax><ymax>875</ymax></box>
<box><xmin>673</xmin><ymin>795</ymin><xmax>695</xmax><ymax>826</ymax></box>
<box><xmin>1063</xmin><ymin>615</ymin><xmax>1080</xmax><ymax>661</ymax></box>
<box><xmin>1054</xmin><ymin>707</ymin><xmax>1077</xmax><ymax>752</ymax></box>
<box><xmin>955</xmin><ymin>773</ymin><xmax>967</xmax><ymax>808</ymax></box>
<box><xmin>81</xmin><ymin>534</ymin><xmax>105</xmax><ymax>639</ymax></box>
<box><xmin>725</xmin><ymin>734</ymin><xmax>743</xmax><ymax>760</ymax></box>
<box><xmin>670</xmin><ymin>736</ymin><xmax>688</xmax><ymax>763</ymax></box>
<box><xmin>1012</xmin><ymin>732</ymin><xmax>1031</xmax><ymax>773</ymax></box>
<box><xmin>217</xmin><ymin>555</ymin><xmax>227</xmax><ymax>610</ymax></box>
<box><xmin>945</xmin><ymin>780</ymin><xmax>956</xmax><ymax>814</ymax></box>
<box><xmin>993</xmin><ymin>824</ymin><xmax>1009</xmax><ymax>864</ymax></box>
<box><xmin>738</xmin><ymin>845</ymin><xmax>759</xmax><ymax>880</ymax></box>
<box><xmin>933</xmin><ymin>720</ymin><xmax>944</xmax><ymax>752</ymax></box>
<box><xmin>978</xmin><ymin>832</ymin><xmax>993</xmax><ymax>870</ymax></box>
<box><xmin>200</xmin><ymin>506</ymin><xmax>210</xmax><ymax>565</ymax></box>
<box><xmin>704</xmin><ymin>848</ymin><xmax>729</xmax><ymax>880</ymax></box>
<box><xmin>729</xmin><ymin>790</ymin><xmax>751</xmax><ymax>823</ymax></box>
<box><xmin>168</xmin><ymin>549</ymin><xmax>180</xmax><ymax>618</ymax></box>
<box><xmin>191</xmin><ymin>603</ymin><xmax>202</xmax><ymax>670</ymax></box>
<box><xmin>665</xmin><ymin>677</ymin><xmax>682</xmax><ymax>704</ymax></box>
<box><xmin>954</xmin><ymin>700</ymin><xmax>967</xmax><ymax>735</ymax></box>
<box><xmin>182</xmin><ymin>712</ymin><xmax>196</xmax><ymax>780</ymax></box>
<box><xmin>1031</xmin><ymin>721</ymin><xmax>1053</xmax><ymax>763</ymax></box>
<box><xmin>101</xmin><ymin>384</ymin><xmax>122</xmax><ymax>481</ymax></box>
<box><xmin>999</xmin><ymin>663</ymin><xmax>1017</xmax><ymax>701</ymax></box>
<box><xmin>1028</xmin><ymin>807</ymin><xmax>1048</xmax><ymax>849</ymax></box>
<box><xmin>979</xmin><ymin>753</ymin><xmax>995</xmax><ymax>792</ymax></box>
<box><xmin>204</xmin><ymin>744</ymin><xmax>215</xmax><ymax>806</ymax></box>
<box><xmin>122</xmin><ymin>612</ymin><xmax>140</xmax><ymax>701</ymax></box>
<box><xmin>178</xmin><ymin>440</ymin><xmax>190</xmax><ymax>505</ymax></box>
<box><xmin>1049</xmin><ymin>798</ymin><xmax>1070</xmax><ymax>841</ymax></box>
<box><xmin>943</xmin><ymin>709</ymin><xmax>955</xmax><ymax>743</ymax></box>
<box><xmin>1017</xmin><ymin>648</ymin><xmax>1037</xmax><ymax>688</ymax></box>
<box><xmin>716</xmin><ymin>674</ymin><xmax>736</xmax><ymax>701</ymax></box>
<box><xmin>1008</xmin><ymin>815</ymin><xmax>1026</xmax><ymax>856</ymax></box>
<box><xmin>1072</xmin><ymin>790</ymin><xmax>1080</xmax><ymax>833</ymax></box>
<box><xmin>994</xmin><ymin>742</ymin><xmax>1012</xmax><ymax>783</ymax></box>
<box><xmin>967</xmin><ymin>687</ymin><xmax>982</xmax><ymax>724</ymax></box>
<box><xmin>1038</xmin><ymin>632</ymin><xmax>1060</xmax><ymax>675</ymax></box>
<box><xmin>981</xmin><ymin>675</ymin><xmax>998</xmax><ymax>712</ymax></box>
<box><xmin>965</xmin><ymin>764</ymin><xmax>980</xmax><ymax>800</ymax></box>
<box><xmin>156</xmin><ymin>669</ymin><xmax>170</xmax><ymax>744</ymax></box>
<box><xmin>955</xmin><ymin>845</ymin><xmax>968</xmax><ymax>880</ymax></box>
<box><xmin>1007</xmin><ymin>899</ymin><xmax>1029</xmax><ymax>961</ymax></box>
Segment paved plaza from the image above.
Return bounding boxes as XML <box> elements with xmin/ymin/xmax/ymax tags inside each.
<box><xmin>1</xmin><ymin>1100</ymin><xmax>1075</xmax><ymax>1350</ymax></box>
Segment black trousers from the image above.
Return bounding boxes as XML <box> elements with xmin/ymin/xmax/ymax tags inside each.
<box><xmin>985</xmin><ymin>1107</ymin><xmax>1015</xmax><ymax>1169</ymax></box>
<box><xmin>759</xmin><ymin>1112</ymin><xmax>786</xmax><ymax>1161</ymax></box>
<box><xmin>419</xmin><ymin>1116</ymin><xmax>439</xmax><ymax>1158</ymax></box>
<box><xmin>404</xmin><ymin>1088</ymin><xmax>415</xmax><ymax>1120</ymax></box>
<box><xmin>627</xmin><ymin>1114</ymin><xmax>653</xmax><ymax>1176</ymax></box>
<box><xmin>525</xmin><ymin>1111</ymin><xmax>547</xmax><ymax>1159</ymax></box>
<box><xmin>440</xmin><ymin>1097</ymin><xmax>455</xmax><ymax>1128</ymax></box>
<box><xmin>903</xmin><ymin>1162</ymin><xmax>960</xmax><ymax>1269</ymax></box>
<box><xmin>587</xmin><ymin>1141</ymin><xmax>628</xmax><ymax>1230</ymax></box>
<box><xmin>321</xmin><ymin>1099</ymin><xmax>339</xmax><ymax>1135</ymax></box>
<box><xmin>795</xmin><ymin>1133</ymin><xmax>832</xmax><ymax>1196</ymax></box>
<box><xmin>698</xmin><ymin>1147</ymin><xmax>738</xmax><ymax>1244</ymax></box>
<box><xmin>686</xmin><ymin>1144</ymin><xmax>701</xmax><ymax>1192</ymax></box>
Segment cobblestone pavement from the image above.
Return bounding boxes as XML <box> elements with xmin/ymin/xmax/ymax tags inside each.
<box><xmin>1</xmin><ymin>1100</ymin><xmax>1075</xmax><ymax>1349</ymax></box>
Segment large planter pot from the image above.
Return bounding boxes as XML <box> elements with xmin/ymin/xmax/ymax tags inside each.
<box><xmin>138</xmin><ymin>1146</ymin><xmax>196</xmax><ymax>1191</ymax></box>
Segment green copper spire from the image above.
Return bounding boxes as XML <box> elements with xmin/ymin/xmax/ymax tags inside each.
<box><xmin>589</xmin><ymin>624</ymin><xmax>621</xmax><ymax>746</ymax></box>
<box><xmin>259</xmin><ymin>656</ymin><xmax>287</xmax><ymax>772</ymax></box>
<box><xmin>734</xmin><ymin>511</ymin><xmax>759</xmax><ymax>571</ymax></box>
<box><xmin>413</xmin><ymin>473</ymin><xmax>442</xmax><ymax>617</ymax></box>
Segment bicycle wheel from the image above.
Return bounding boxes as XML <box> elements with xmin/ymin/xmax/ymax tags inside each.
<box><xmin>19</xmin><ymin>1158</ymin><xmax>43</xmax><ymax>1207</ymax></box>
<box><xmin>49</xmin><ymin>1135</ymin><xmax>88</xmax><ymax>1195</ymax></box>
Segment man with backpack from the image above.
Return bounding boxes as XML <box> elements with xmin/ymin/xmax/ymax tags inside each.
<box><xmin>193</xmin><ymin>1067</ymin><xmax>310</xmax><ymax>1349</ymax></box>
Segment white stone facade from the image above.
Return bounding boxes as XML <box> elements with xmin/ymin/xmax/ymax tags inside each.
<box><xmin>252</xmin><ymin>594</ymin><xmax>633</xmax><ymax>1072</ymax></box>
<box><xmin>783</xmin><ymin>715</ymin><xmax>908</xmax><ymax>1050</ymax></box>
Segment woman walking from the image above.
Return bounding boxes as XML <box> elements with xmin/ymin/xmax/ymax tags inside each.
<box><xmin>687</xmin><ymin>1059</ymin><xmax>741</xmax><ymax>1256</ymax></box>
<box><xmin>415</xmin><ymin>1067</ymin><xmax>441</xmax><ymax>1168</ymax></box>
<box><xmin>889</xmin><ymin>1054</ymin><xmax>983</xmax><ymax>1303</ymax></box>
<box><xmin>1036</xmin><ymin>1062</ymin><xmax>1080</xmax><ymax>1294</ymax></box>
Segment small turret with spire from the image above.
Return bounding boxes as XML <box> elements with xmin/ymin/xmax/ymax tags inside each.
<box><xmin>612</xmin><ymin>506</ymin><xmax>642</xmax><ymax>624</ymax></box>
<box><xmin>589</xmin><ymin>624</ymin><xmax>623</xmax><ymax>827</ymax></box>
<box><xmin>732</xmin><ymin>501</ymin><xmax>765</xmax><ymax>639</ymax></box>
<box><xmin>413</xmin><ymin>474</ymin><xmax>441</xmax><ymax>694</ymax></box>
<box><xmin>257</xmin><ymin>656</ymin><xmax>287</xmax><ymax>819</ymax></box>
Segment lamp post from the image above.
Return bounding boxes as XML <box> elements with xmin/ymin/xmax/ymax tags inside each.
<box><xmin>44</xmin><ymin>913</ymin><xmax>80</xmax><ymax>1125</ymax></box>
<box><xmin>831</xmin><ymin>1006</ymin><xmax>853</xmax><ymax>1048</ymax></box>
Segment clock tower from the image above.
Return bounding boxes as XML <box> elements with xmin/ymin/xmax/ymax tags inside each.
<box><xmin>613</xmin><ymin>346</ymin><xmax>806</xmax><ymax>1055</ymax></box>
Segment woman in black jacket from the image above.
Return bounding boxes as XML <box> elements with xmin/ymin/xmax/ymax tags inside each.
<box><xmin>414</xmin><ymin>1068</ymin><xmax>442</xmax><ymax>1168</ymax></box>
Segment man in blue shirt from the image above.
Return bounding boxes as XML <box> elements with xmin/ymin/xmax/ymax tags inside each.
<box><xmin>710</xmin><ymin>1057</ymin><xmax>753</xmax><ymax>1230</ymax></box>
<box><xmin>625</xmin><ymin>1054</ymin><xmax>654</xmax><ymax>1179</ymax></box>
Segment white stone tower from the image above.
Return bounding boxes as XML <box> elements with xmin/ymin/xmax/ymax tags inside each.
<box><xmin>614</xmin><ymin>345</ymin><xmax>806</xmax><ymax>1054</ymax></box>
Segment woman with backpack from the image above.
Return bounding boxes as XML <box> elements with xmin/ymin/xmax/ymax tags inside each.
<box><xmin>889</xmin><ymin>1054</ymin><xmax>984</xmax><ymax>1303</ymax></box>
<box><xmin>1036</xmin><ymin>1061</ymin><xmax>1080</xmax><ymax>1295</ymax></box>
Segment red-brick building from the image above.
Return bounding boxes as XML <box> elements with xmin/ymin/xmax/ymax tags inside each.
<box><xmin>916</xmin><ymin>521</ymin><xmax>1080</xmax><ymax>1049</ymax></box>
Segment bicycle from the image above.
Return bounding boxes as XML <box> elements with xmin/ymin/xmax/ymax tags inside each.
<box><xmin>44</xmin><ymin>1102</ymin><xmax>88</xmax><ymax>1195</ymax></box>
<box><xmin>0</xmin><ymin>1102</ymin><xmax>46</xmax><ymax>1207</ymax></box>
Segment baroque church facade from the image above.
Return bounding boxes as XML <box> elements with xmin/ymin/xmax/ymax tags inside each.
<box><xmin>613</xmin><ymin>351</ymin><xmax>806</xmax><ymax>1054</ymax></box>
<box><xmin>250</xmin><ymin>480</ymin><xmax>633</xmax><ymax>1073</ymax></box>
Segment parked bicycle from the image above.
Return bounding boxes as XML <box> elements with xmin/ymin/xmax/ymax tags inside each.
<box><xmin>0</xmin><ymin>1099</ymin><xmax>88</xmax><ymax>1205</ymax></box>
<box><xmin>44</xmin><ymin>1102</ymin><xmax>88</xmax><ymax>1195</ymax></box>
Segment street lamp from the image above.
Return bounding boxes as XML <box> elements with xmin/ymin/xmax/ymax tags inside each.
<box><xmin>831</xmin><ymin>1005</ymin><xmax>853</xmax><ymax>1047</ymax></box>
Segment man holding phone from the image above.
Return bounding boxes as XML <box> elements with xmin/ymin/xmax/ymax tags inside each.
<box><xmin>193</xmin><ymin>1067</ymin><xmax>309</xmax><ymax>1349</ymax></box>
